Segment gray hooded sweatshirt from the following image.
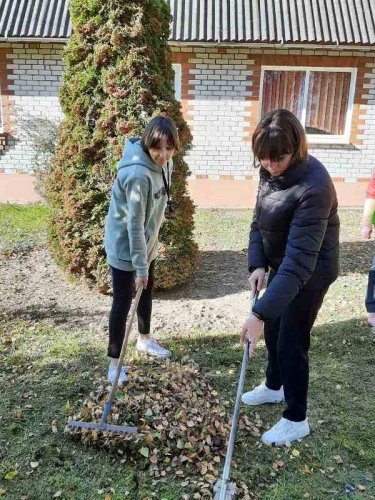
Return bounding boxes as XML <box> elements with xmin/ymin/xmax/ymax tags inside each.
<box><xmin>104</xmin><ymin>138</ymin><xmax>172</xmax><ymax>277</ymax></box>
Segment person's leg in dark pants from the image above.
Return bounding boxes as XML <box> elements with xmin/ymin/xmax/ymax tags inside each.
<box><xmin>106</xmin><ymin>266</ymin><xmax>135</xmax><ymax>385</ymax></box>
<box><xmin>261</xmin><ymin>286</ymin><xmax>329</xmax><ymax>445</ymax></box>
<box><xmin>137</xmin><ymin>260</ymin><xmax>155</xmax><ymax>334</ymax></box>
<box><xmin>264</xmin><ymin>316</ymin><xmax>282</xmax><ymax>390</ymax></box>
<box><xmin>107</xmin><ymin>266</ymin><xmax>134</xmax><ymax>359</ymax></box>
<box><xmin>135</xmin><ymin>260</ymin><xmax>170</xmax><ymax>358</ymax></box>
<box><xmin>278</xmin><ymin>286</ymin><xmax>329</xmax><ymax>422</ymax></box>
<box><xmin>365</xmin><ymin>245</ymin><xmax>375</xmax><ymax>326</ymax></box>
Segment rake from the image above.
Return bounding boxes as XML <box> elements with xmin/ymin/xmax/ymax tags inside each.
<box><xmin>213</xmin><ymin>291</ymin><xmax>259</xmax><ymax>499</ymax></box>
<box><xmin>66</xmin><ymin>281</ymin><xmax>144</xmax><ymax>435</ymax></box>
<box><xmin>66</xmin><ymin>235</ymin><xmax>160</xmax><ymax>436</ymax></box>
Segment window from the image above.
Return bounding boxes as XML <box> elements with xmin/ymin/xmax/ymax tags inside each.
<box><xmin>172</xmin><ymin>63</ymin><xmax>181</xmax><ymax>101</ymax></box>
<box><xmin>260</xmin><ymin>67</ymin><xmax>357</xmax><ymax>144</ymax></box>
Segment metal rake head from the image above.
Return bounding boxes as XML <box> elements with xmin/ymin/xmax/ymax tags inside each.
<box><xmin>66</xmin><ymin>420</ymin><xmax>138</xmax><ymax>435</ymax></box>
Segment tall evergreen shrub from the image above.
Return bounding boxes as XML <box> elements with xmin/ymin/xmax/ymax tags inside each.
<box><xmin>47</xmin><ymin>0</ymin><xmax>198</xmax><ymax>290</ymax></box>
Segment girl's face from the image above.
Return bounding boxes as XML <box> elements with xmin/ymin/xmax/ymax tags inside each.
<box><xmin>148</xmin><ymin>137</ymin><xmax>175</xmax><ymax>168</ymax></box>
<box><xmin>260</xmin><ymin>153</ymin><xmax>293</xmax><ymax>177</ymax></box>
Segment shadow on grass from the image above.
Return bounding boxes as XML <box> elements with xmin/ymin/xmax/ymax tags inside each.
<box><xmin>7</xmin><ymin>304</ymin><xmax>106</xmax><ymax>328</ymax></box>
<box><xmin>157</xmin><ymin>249</ymin><xmax>249</xmax><ymax>300</ymax></box>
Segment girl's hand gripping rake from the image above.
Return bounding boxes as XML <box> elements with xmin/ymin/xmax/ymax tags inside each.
<box><xmin>213</xmin><ymin>291</ymin><xmax>259</xmax><ymax>499</ymax></box>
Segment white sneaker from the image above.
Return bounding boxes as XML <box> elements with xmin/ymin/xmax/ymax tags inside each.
<box><xmin>107</xmin><ymin>365</ymin><xmax>128</xmax><ymax>387</ymax></box>
<box><xmin>261</xmin><ymin>417</ymin><xmax>310</xmax><ymax>446</ymax></box>
<box><xmin>136</xmin><ymin>338</ymin><xmax>171</xmax><ymax>359</ymax></box>
<box><xmin>242</xmin><ymin>381</ymin><xmax>284</xmax><ymax>406</ymax></box>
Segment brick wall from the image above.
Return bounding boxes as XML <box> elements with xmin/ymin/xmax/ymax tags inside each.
<box><xmin>1</xmin><ymin>41</ymin><xmax>375</xmax><ymax>182</ymax></box>
<box><xmin>0</xmin><ymin>42</ymin><xmax>64</xmax><ymax>174</ymax></box>
<box><xmin>172</xmin><ymin>46</ymin><xmax>375</xmax><ymax>182</ymax></box>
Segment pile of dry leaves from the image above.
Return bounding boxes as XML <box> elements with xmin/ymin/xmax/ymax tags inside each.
<box><xmin>66</xmin><ymin>358</ymin><xmax>260</xmax><ymax>498</ymax></box>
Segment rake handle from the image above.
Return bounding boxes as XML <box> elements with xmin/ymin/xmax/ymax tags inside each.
<box><xmin>217</xmin><ymin>291</ymin><xmax>259</xmax><ymax>500</ymax></box>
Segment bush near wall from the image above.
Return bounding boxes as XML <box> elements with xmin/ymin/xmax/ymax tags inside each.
<box><xmin>47</xmin><ymin>0</ymin><xmax>198</xmax><ymax>291</ymax></box>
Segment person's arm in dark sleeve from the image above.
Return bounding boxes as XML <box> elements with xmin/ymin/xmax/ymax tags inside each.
<box><xmin>253</xmin><ymin>183</ymin><xmax>334</xmax><ymax>321</ymax></box>
<box><xmin>248</xmin><ymin>197</ymin><xmax>268</xmax><ymax>273</ymax></box>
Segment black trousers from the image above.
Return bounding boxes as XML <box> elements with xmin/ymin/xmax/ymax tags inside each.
<box><xmin>264</xmin><ymin>285</ymin><xmax>329</xmax><ymax>422</ymax></box>
<box><xmin>365</xmin><ymin>249</ymin><xmax>375</xmax><ymax>312</ymax></box>
<box><xmin>107</xmin><ymin>261</ymin><xmax>155</xmax><ymax>359</ymax></box>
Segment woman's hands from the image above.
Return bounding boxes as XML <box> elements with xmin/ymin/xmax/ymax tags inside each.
<box><xmin>240</xmin><ymin>267</ymin><xmax>266</xmax><ymax>358</ymax></box>
<box><xmin>248</xmin><ymin>267</ymin><xmax>266</xmax><ymax>294</ymax></box>
<box><xmin>361</xmin><ymin>223</ymin><xmax>373</xmax><ymax>239</ymax></box>
<box><xmin>135</xmin><ymin>276</ymin><xmax>148</xmax><ymax>290</ymax></box>
<box><xmin>240</xmin><ymin>313</ymin><xmax>263</xmax><ymax>358</ymax></box>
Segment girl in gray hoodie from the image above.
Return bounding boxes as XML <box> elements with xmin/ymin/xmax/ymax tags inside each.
<box><xmin>104</xmin><ymin>116</ymin><xmax>179</xmax><ymax>385</ymax></box>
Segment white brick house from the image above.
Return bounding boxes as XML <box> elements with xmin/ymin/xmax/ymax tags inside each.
<box><xmin>1</xmin><ymin>0</ymin><xmax>375</xmax><ymax>194</ymax></box>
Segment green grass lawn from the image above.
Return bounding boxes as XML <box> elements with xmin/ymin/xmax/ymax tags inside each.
<box><xmin>0</xmin><ymin>205</ymin><xmax>374</xmax><ymax>499</ymax></box>
<box><xmin>0</xmin><ymin>204</ymin><xmax>48</xmax><ymax>253</ymax></box>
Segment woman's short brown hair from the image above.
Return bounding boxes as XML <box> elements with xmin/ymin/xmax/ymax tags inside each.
<box><xmin>252</xmin><ymin>109</ymin><xmax>308</xmax><ymax>166</ymax></box>
<box><xmin>141</xmin><ymin>115</ymin><xmax>180</xmax><ymax>152</ymax></box>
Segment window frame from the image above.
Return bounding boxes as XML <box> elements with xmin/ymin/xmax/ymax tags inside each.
<box><xmin>172</xmin><ymin>63</ymin><xmax>182</xmax><ymax>101</ymax></box>
<box><xmin>259</xmin><ymin>66</ymin><xmax>357</xmax><ymax>145</ymax></box>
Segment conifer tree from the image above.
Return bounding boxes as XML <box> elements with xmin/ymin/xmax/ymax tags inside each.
<box><xmin>47</xmin><ymin>0</ymin><xmax>198</xmax><ymax>290</ymax></box>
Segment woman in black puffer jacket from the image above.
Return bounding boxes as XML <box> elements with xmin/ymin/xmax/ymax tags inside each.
<box><xmin>240</xmin><ymin>109</ymin><xmax>339</xmax><ymax>446</ymax></box>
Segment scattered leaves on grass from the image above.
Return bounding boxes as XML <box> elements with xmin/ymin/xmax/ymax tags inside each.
<box><xmin>66</xmin><ymin>358</ymin><xmax>256</xmax><ymax>496</ymax></box>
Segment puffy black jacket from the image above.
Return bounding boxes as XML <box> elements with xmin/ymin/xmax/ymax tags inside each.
<box><xmin>249</xmin><ymin>155</ymin><xmax>340</xmax><ymax>322</ymax></box>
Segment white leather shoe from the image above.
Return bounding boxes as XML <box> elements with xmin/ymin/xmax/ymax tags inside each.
<box><xmin>107</xmin><ymin>365</ymin><xmax>128</xmax><ymax>387</ymax></box>
<box><xmin>242</xmin><ymin>381</ymin><xmax>284</xmax><ymax>406</ymax></box>
<box><xmin>136</xmin><ymin>338</ymin><xmax>171</xmax><ymax>358</ymax></box>
<box><xmin>262</xmin><ymin>417</ymin><xmax>310</xmax><ymax>446</ymax></box>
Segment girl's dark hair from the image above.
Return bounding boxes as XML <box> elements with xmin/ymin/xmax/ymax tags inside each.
<box><xmin>141</xmin><ymin>115</ymin><xmax>180</xmax><ymax>152</ymax></box>
<box><xmin>252</xmin><ymin>109</ymin><xmax>308</xmax><ymax>166</ymax></box>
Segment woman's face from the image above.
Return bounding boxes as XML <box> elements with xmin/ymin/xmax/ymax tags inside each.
<box><xmin>260</xmin><ymin>153</ymin><xmax>293</xmax><ymax>177</ymax></box>
<box><xmin>148</xmin><ymin>137</ymin><xmax>175</xmax><ymax>168</ymax></box>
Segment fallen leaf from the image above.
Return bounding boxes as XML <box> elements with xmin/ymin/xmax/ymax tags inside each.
<box><xmin>272</xmin><ymin>461</ymin><xmax>285</xmax><ymax>470</ymax></box>
<box><xmin>334</xmin><ymin>455</ymin><xmax>343</xmax><ymax>464</ymax></box>
<box><xmin>301</xmin><ymin>464</ymin><xmax>311</xmax><ymax>475</ymax></box>
<box><xmin>0</xmin><ymin>490</ymin><xmax>6</xmax><ymax>496</ymax></box>
<box><xmin>53</xmin><ymin>492</ymin><xmax>62</xmax><ymax>498</ymax></box>
<box><xmin>51</xmin><ymin>420</ymin><xmax>58</xmax><ymax>433</ymax></box>
<box><xmin>4</xmin><ymin>470</ymin><xmax>17</xmax><ymax>480</ymax></box>
<box><xmin>364</xmin><ymin>471</ymin><xmax>373</xmax><ymax>482</ymax></box>
<box><xmin>356</xmin><ymin>485</ymin><xmax>366</xmax><ymax>492</ymax></box>
<box><xmin>30</xmin><ymin>462</ymin><xmax>39</xmax><ymax>468</ymax></box>
<box><xmin>15</xmin><ymin>410</ymin><xmax>24</xmax><ymax>418</ymax></box>
<box><xmin>291</xmin><ymin>449</ymin><xmax>300</xmax><ymax>458</ymax></box>
<box><xmin>139</xmin><ymin>447</ymin><xmax>149</xmax><ymax>458</ymax></box>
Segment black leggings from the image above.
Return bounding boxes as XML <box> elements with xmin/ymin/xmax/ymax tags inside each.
<box><xmin>107</xmin><ymin>261</ymin><xmax>155</xmax><ymax>358</ymax></box>
<box><xmin>264</xmin><ymin>284</ymin><xmax>329</xmax><ymax>422</ymax></box>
